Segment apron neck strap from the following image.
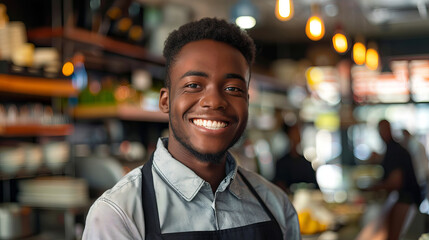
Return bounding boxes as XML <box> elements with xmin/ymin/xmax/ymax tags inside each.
<box><xmin>141</xmin><ymin>153</ymin><xmax>163</xmax><ymax>237</ymax></box>
<box><xmin>237</xmin><ymin>170</ymin><xmax>280</xmax><ymax>226</ymax></box>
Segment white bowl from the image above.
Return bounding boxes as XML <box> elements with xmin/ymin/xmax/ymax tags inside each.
<box><xmin>0</xmin><ymin>147</ymin><xmax>25</xmax><ymax>175</ymax></box>
<box><xmin>21</xmin><ymin>144</ymin><xmax>43</xmax><ymax>173</ymax></box>
<box><xmin>42</xmin><ymin>141</ymin><xmax>70</xmax><ymax>171</ymax></box>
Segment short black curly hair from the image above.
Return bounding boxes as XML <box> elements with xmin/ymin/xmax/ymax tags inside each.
<box><xmin>163</xmin><ymin>17</ymin><xmax>256</xmax><ymax>88</ymax></box>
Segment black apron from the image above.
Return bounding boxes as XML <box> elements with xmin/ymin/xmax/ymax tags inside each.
<box><xmin>141</xmin><ymin>154</ymin><xmax>284</xmax><ymax>240</ymax></box>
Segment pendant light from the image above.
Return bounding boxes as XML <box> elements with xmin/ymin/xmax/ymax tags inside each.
<box><xmin>332</xmin><ymin>33</ymin><xmax>348</xmax><ymax>53</ymax></box>
<box><xmin>305</xmin><ymin>4</ymin><xmax>325</xmax><ymax>41</ymax></box>
<box><xmin>275</xmin><ymin>0</ymin><xmax>294</xmax><ymax>21</ymax></box>
<box><xmin>365</xmin><ymin>42</ymin><xmax>379</xmax><ymax>70</ymax></box>
<box><xmin>332</xmin><ymin>25</ymin><xmax>349</xmax><ymax>54</ymax></box>
<box><xmin>352</xmin><ymin>37</ymin><xmax>366</xmax><ymax>65</ymax></box>
<box><xmin>231</xmin><ymin>0</ymin><xmax>258</xmax><ymax>29</ymax></box>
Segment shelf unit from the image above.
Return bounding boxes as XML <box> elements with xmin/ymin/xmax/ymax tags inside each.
<box><xmin>0</xmin><ymin>73</ymin><xmax>75</xmax><ymax>196</ymax></box>
<box><xmin>0</xmin><ymin>74</ymin><xmax>76</xmax><ymax>136</ymax></box>
<box><xmin>0</xmin><ymin>74</ymin><xmax>77</xmax><ymax>97</ymax></box>
<box><xmin>0</xmin><ymin>124</ymin><xmax>73</xmax><ymax>137</ymax></box>
<box><xmin>4</xmin><ymin>6</ymin><xmax>168</xmax><ymax>240</ymax></box>
<box><xmin>27</xmin><ymin>27</ymin><xmax>165</xmax><ymax>66</ymax></box>
<box><xmin>0</xmin><ymin>166</ymin><xmax>53</xmax><ymax>181</ymax></box>
<box><xmin>71</xmin><ymin>105</ymin><xmax>168</xmax><ymax>122</ymax></box>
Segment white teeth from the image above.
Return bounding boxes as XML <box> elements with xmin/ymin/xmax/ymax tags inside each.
<box><xmin>192</xmin><ymin>119</ymin><xmax>227</xmax><ymax>130</ymax></box>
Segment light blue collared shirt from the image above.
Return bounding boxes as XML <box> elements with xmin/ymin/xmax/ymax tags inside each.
<box><xmin>82</xmin><ymin>138</ymin><xmax>301</xmax><ymax>239</ymax></box>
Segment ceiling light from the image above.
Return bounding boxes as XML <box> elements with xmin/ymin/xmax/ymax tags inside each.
<box><xmin>306</xmin><ymin>15</ymin><xmax>325</xmax><ymax>41</ymax></box>
<box><xmin>366</xmin><ymin>42</ymin><xmax>379</xmax><ymax>70</ymax></box>
<box><xmin>333</xmin><ymin>33</ymin><xmax>348</xmax><ymax>53</ymax></box>
<box><xmin>275</xmin><ymin>0</ymin><xmax>294</xmax><ymax>21</ymax></box>
<box><xmin>231</xmin><ymin>0</ymin><xmax>258</xmax><ymax>29</ymax></box>
<box><xmin>235</xmin><ymin>16</ymin><xmax>256</xmax><ymax>29</ymax></box>
<box><xmin>353</xmin><ymin>40</ymin><xmax>366</xmax><ymax>65</ymax></box>
<box><xmin>305</xmin><ymin>4</ymin><xmax>325</xmax><ymax>41</ymax></box>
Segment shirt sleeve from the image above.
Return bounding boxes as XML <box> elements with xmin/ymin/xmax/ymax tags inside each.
<box><xmin>283</xmin><ymin>197</ymin><xmax>302</xmax><ymax>240</ymax></box>
<box><xmin>82</xmin><ymin>197</ymin><xmax>143</xmax><ymax>240</ymax></box>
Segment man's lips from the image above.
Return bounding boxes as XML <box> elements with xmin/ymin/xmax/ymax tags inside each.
<box><xmin>191</xmin><ymin>118</ymin><xmax>229</xmax><ymax>130</ymax></box>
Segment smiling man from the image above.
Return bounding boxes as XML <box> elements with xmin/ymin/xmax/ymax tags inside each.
<box><xmin>83</xmin><ymin>18</ymin><xmax>301</xmax><ymax>240</ymax></box>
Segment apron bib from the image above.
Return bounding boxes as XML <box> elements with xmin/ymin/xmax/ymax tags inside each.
<box><xmin>141</xmin><ymin>154</ymin><xmax>284</xmax><ymax>240</ymax></box>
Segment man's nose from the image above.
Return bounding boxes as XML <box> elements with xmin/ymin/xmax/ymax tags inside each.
<box><xmin>200</xmin><ymin>87</ymin><xmax>227</xmax><ymax>110</ymax></box>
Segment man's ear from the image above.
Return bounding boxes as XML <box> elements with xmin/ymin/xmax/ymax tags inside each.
<box><xmin>159</xmin><ymin>87</ymin><xmax>169</xmax><ymax>113</ymax></box>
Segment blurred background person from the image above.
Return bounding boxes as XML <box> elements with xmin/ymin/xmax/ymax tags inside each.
<box><xmin>401</xmin><ymin>129</ymin><xmax>429</xmax><ymax>200</ymax></box>
<box><xmin>273</xmin><ymin>123</ymin><xmax>318</xmax><ymax>194</ymax></box>
<box><xmin>363</xmin><ymin>120</ymin><xmax>422</xmax><ymax>240</ymax></box>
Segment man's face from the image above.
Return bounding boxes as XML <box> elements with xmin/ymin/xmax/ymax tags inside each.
<box><xmin>159</xmin><ymin>40</ymin><xmax>249</xmax><ymax>162</ymax></box>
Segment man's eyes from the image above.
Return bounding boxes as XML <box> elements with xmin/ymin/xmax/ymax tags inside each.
<box><xmin>183</xmin><ymin>83</ymin><xmax>245</xmax><ymax>94</ymax></box>
<box><xmin>185</xmin><ymin>83</ymin><xmax>199</xmax><ymax>88</ymax></box>
<box><xmin>225</xmin><ymin>87</ymin><xmax>244</xmax><ymax>92</ymax></box>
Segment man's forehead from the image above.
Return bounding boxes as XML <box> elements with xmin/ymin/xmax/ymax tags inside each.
<box><xmin>176</xmin><ymin>40</ymin><xmax>248</xmax><ymax>63</ymax></box>
<box><xmin>170</xmin><ymin>40</ymin><xmax>251</xmax><ymax>81</ymax></box>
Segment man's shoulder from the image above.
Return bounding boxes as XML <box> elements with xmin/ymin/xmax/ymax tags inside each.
<box><xmin>98</xmin><ymin>166</ymin><xmax>143</xmax><ymax>205</ymax></box>
<box><xmin>83</xmin><ymin>166</ymin><xmax>145</xmax><ymax>239</ymax></box>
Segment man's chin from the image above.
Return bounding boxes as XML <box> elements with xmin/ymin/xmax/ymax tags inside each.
<box><xmin>189</xmin><ymin>149</ymin><xmax>227</xmax><ymax>164</ymax></box>
<box><xmin>170</xmin><ymin>127</ymin><xmax>230</xmax><ymax>164</ymax></box>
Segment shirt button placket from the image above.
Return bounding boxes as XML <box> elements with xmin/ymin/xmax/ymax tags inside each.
<box><xmin>212</xmin><ymin>191</ymin><xmax>220</xmax><ymax>230</ymax></box>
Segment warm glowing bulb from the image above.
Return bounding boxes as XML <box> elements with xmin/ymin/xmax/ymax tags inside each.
<box><xmin>62</xmin><ymin>61</ymin><xmax>74</xmax><ymax>76</ymax></box>
<box><xmin>353</xmin><ymin>42</ymin><xmax>366</xmax><ymax>65</ymax></box>
<box><xmin>235</xmin><ymin>16</ymin><xmax>256</xmax><ymax>29</ymax></box>
<box><xmin>306</xmin><ymin>67</ymin><xmax>324</xmax><ymax>91</ymax></box>
<box><xmin>366</xmin><ymin>48</ymin><xmax>379</xmax><ymax>70</ymax></box>
<box><xmin>275</xmin><ymin>0</ymin><xmax>294</xmax><ymax>21</ymax></box>
<box><xmin>306</xmin><ymin>16</ymin><xmax>325</xmax><ymax>41</ymax></box>
<box><xmin>332</xmin><ymin>33</ymin><xmax>348</xmax><ymax>53</ymax></box>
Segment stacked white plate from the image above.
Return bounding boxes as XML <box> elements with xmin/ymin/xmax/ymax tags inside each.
<box><xmin>9</xmin><ymin>21</ymin><xmax>27</xmax><ymax>61</ymax></box>
<box><xmin>0</xmin><ymin>25</ymin><xmax>11</xmax><ymax>60</ymax></box>
<box><xmin>18</xmin><ymin>176</ymin><xmax>89</xmax><ymax>208</ymax></box>
<box><xmin>0</xmin><ymin>21</ymin><xmax>26</xmax><ymax>62</ymax></box>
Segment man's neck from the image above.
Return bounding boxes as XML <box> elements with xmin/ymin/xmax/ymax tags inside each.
<box><xmin>183</xmin><ymin>159</ymin><xmax>226</xmax><ymax>193</ymax></box>
<box><xmin>165</xmin><ymin>139</ymin><xmax>227</xmax><ymax>192</ymax></box>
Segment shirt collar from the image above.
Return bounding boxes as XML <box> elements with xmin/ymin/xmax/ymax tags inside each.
<box><xmin>228</xmin><ymin>166</ymin><xmax>245</xmax><ymax>199</ymax></box>
<box><xmin>152</xmin><ymin>138</ymin><xmax>241</xmax><ymax>201</ymax></box>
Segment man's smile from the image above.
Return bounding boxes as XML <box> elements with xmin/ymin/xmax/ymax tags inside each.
<box><xmin>191</xmin><ymin>119</ymin><xmax>229</xmax><ymax>130</ymax></box>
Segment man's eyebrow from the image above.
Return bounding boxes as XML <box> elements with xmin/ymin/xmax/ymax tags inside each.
<box><xmin>180</xmin><ymin>71</ymin><xmax>208</xmax><ymax>79</ymax></box>
<box><xmin>225</xmin><ymin>73</ymin><xmax>246</xmax><ymax>82</ymax></box>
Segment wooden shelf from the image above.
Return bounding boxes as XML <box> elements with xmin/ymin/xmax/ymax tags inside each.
<box><xmin>0</xmin><ymin>166</ymin><xmax>54</xmax><ymax>181</ymax></box>
<box><xmin>0</xmin><ymin>74</ymin><xmax>78</xmax><ymax>97</ymax></box>
<box><xmin>28</xmin><ymin>27</ymin><xmax>165</xmax><ymax>66</ymax></box>
<box><xmin>71</xmin><ymin>105</ymin><xmax>168</xmax><ymax>122</ymax></box>
<box><xmin>0</xmin><ymin>124</ymin><xmax>74</xmax><ymax>137</ymax></box>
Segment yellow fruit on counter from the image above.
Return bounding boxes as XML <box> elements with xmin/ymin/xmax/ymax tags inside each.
<box><xmin>298</xmin><ymin>210</ymin><xmax>311</xmax><ymax>227</ymax></box>
<box><xmin>306</xmin><ymin>219</ymin><xmax>319</xmax><ymax>234</ymax></box>
<box><xmin>297</xmin><ymin>209</ymin><xmax>328</xmax><ymax>235</ymax></box>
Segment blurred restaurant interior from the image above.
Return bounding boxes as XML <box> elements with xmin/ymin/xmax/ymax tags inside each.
<box><xmin>0</xmin><ymin>0</ymin><xmax>429</xmax><ymax>239</ymax></box>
